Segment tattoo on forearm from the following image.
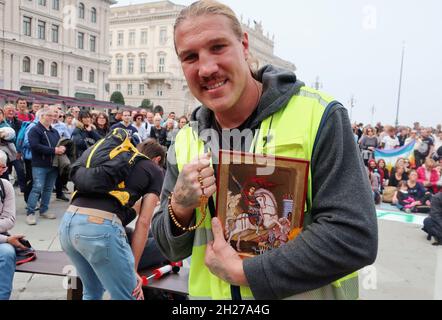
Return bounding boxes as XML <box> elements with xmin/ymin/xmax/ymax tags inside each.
<box><xmin>174</xmin><ymin>176</ymin><xmax>198</xmax><ymax>208</ymax></box>
<box><xmin>174</xmin><ymin>187</ymin><xmax>196</xmax><ymax>208</ymax></box>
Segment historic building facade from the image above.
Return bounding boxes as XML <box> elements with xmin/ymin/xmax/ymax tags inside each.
<box><xmin>109</xmin><ymin>0</ymin><xmax>295</xmax><ymax>115</ymax></box>
<box><xmin>0</xmin><ymin>0</ymin><xmax>115</xmax><ymax>100</ymax></box>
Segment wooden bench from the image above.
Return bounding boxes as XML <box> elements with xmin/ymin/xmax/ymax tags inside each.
<box><xmin>15</xmin><ymin>250</ymin><xmax>189</xmax><ymax>300</ymax></box>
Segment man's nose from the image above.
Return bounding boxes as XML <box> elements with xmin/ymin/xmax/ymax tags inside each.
<box><xmin>198</xmin><ymin>53</ymin><xmax>219</xmax><ymax>79</ymax></box>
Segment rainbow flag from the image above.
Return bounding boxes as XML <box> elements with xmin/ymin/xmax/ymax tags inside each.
<box><xmin>374</xmin><ymin>142</ymin><xmax>416</xmax><ymax>172</ymax></box>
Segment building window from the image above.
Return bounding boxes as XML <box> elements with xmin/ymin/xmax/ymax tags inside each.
<box><xmin>127</xmin><ymin>84</ymin><xmax>133</xmax><ymax>96</ymax></box>
<box><xmin>78</xmin><ymin>3</ymin><xmax>85</xmax><ymax>19</ymax></box>
<box><xmin>91</xmin><ymin>7</ymin><xmax>97</xmax><ymax>23</ymax></box>
<box><xmin>116</xmin><ymin>84</ymin><xmax>121</xmax><ymax>92</ymax></box>
<box><xmin>23</xmin><ymin>57</ymin><xmax>31</xmax><ymax>73</ymax></box>
<box><xmin>117</xmin><ymin>32</ymin><xmax>123</xmax><ymax>46</ymax></box>
<box><xmin>38</xmin><ymin>20</ymin><xmax>46</xmax><ymax>40</ymax></box>
<box><xmin>158</xmin><ymin>56</ymin><xmax>165</xmax><ymax>73</ymax></box>
<box><xmin>37</xmin><ymin>59</ymin><xmax>45</xmax><ymax>75</ymax></box>
<box><xmin>156</xmin><ymin>84</ymin><xmax>163</xmax><ymax>97</ymax></box>
<box><xmin>129</xmin><ymin>31</ymin><xmax>135</xmax><ymax>46</ymax></box>
<box><xmin>139</xmin><ymin>84</ymin><xmax>144</xmax><ymax>96</ymax></box>
<box><xmin>38</xmin><ymin>0</ymin><xmax>46</xmax><ymax>6</ymax></box>
<box><xmin>90</xmin><ymin>35</ymin><xmax>96</xmax><ymax>52</ymax></box>
<box><xmin>140</xmin><ymin>30</ymin><xmax>148</xmax><ymax>45</ymax></box>
<box><xmin>78</xmin><ymin>32</ymin><xmax>84</xmax><ymax>49</ymax></box>
<box><xmin>139</xmin><ymin>57</ymin><xmax>146</xmax><ymax>74</ymax></box>
<box><xmin>52</xmin><ymin>0</ymin><xmax>59</xmax><ymax>10</ymax></box>
<box><xmin>116</xmin><ymin>59</ymin><xmax>122</xmax><ymax>74</ymax></box>
<box><xmin>23</xmin><ymin>17</ymin><xmax>32</xmax><ymax>37</ymax></box>
<box><xmin>128</xmin><ymin>58</ymin><xmax>134</xmax><ymax>74</ymax></box>
<box><xmin>51</xmin><ymin>62</ymin><xmax>58</xmax><ymax>77</ymax></box>
<box><xmin>51</xmin><ymin>24</ymin><xmax>59</xmax><ymax>43</ymax></box>
<box><xmin>77</xmin><ymin>67</ymin><xmax>83</xmax><ymax>81</ymax></box>
<box><xmin>89</xmin><ymin>69</ymin><xmax>95</xmax><ymax>83</ymax></box>
<box><xmin>159</xmin><ymin>27</ymin><xmax>167</xmax><ymax>44</ymax></box>
<box><xmin>109</xmin><ymin>32</ymin><xmax>113</xmax><ymax>47</ymax></box>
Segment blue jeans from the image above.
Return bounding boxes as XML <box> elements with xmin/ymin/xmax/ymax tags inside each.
<box><xmin>58</xmin><ymin>211</ymin><xmax>137</xmax><ymax>300</ymax></box>
<box><xmin>26</xmin><ymin>167</ymin><xmax>58</xmax><ymax>215</ymax></box>
<box><xmin>0</xmin><ymin>243</ymin><xmax>16</xmax><ymax>300</ymax></box>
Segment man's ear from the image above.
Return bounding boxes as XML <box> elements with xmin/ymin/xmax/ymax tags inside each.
<box><xmin>242</xmin><ymin>32</ymin><xmax>250</xmax><ymax>59</ymax></box>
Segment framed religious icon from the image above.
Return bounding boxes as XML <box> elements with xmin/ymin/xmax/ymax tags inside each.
<box><xmin>216</xmin><ymin>150</ymin><xmax>309</xmax><ymax>258</ymax></box>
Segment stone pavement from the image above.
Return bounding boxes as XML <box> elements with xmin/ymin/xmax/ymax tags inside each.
<box><xmin>8</xmin><ymin>185</ymin><xmax>442</xmax><ymax>300</ymax></box>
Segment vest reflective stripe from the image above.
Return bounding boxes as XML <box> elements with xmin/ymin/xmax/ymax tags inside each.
<box><xmin>174</xmin><ymin>86</ymin><xmax>359</xmax><ymax>300</ymax></box>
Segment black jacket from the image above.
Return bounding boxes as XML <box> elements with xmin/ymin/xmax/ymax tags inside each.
<box><xmin>6</xmin><ymin>117</ymin><xmax>22</xmax><ymax>136</ymax></box>
<box><xmin>28</xmin><ymin>122</ymin><xmax>60</xmax><ymax>168</ymax></box>
<box><xmin>72</xmin><ymin>124</ymin><xmax>101</xmax><ymax>160</ymax></box>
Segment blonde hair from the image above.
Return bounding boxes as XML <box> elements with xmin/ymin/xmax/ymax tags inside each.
<box><xmin>174</xmin><ymin>0</ymin><xmax>243</xmax><ymax>43</ymax></box>
<box><xmin>174</xmin><ymin>0</ymin><xmax>258</xmax><ymax>73</ymax></box>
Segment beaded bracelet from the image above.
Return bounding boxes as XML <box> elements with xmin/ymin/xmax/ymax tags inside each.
<box><xmin>168</xmin><ymin>193</ymin><xmax>208</xmax><ymax>232</ymax></box>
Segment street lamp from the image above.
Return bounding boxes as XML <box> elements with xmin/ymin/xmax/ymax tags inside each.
<box><xmin>395</xmin><ymin>42</ymin><xmax>406</xmax><ymax>127</ymax></box>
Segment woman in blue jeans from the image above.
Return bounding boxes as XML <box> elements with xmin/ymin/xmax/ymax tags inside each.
<box><xmin>59</xmin><ymin>140</ymin><xmax>164</xmax><ymax>300</ymax></box>
<box><xmin>0</xmin><ymin>150</ymin><xmax>28</xmax><ymax>300</ymax></box>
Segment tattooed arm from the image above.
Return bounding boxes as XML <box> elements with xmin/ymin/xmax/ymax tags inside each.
<box><xmin>151</xmin><ymin>148</ymin><xmax>217</xmax><ymax>261</ymax></box>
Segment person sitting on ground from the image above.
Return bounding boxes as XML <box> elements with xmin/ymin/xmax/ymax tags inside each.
<box><xmin>388</xmin><ymin>165</ymin><xmax>408</xmax><ymax>188</ymax></box>
<box><xmin>395</xmin><ymin>181</ymin><xmax>420</xmax><ymax>213</ymax></box>
<box><xmin>406</xmin><ymin>170</ymin><xmax>432</xmax><ymax>206</ymax></box>
<box><xmin>417</xmin><ymin>158</ymin><xmax>440</xmax><ymax>194</ymax></box>
<box><xmin>377</xmin><ymin>159</ymin><xmax>390</xmax><ymax>188</ymax></box>
<box><xmin>71</xmin><ymin>111</ymin><xmax>101</xmax><ymax>160</ymax></box>
<box><xmin>403</xmin><ymin>158</ymin><xmax>412</xmax><ymax>173</ymax></box>
<box><xmin>422</xmin><ymin>192</ymin><xmax>442</xmax><ymax>245</ymax></box>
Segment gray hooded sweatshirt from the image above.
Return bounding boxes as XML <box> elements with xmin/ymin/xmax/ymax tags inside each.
<box><xmin>151</xmin><ymin>65</ymin><xmax>378</xmax><ymax>300</ymax></box>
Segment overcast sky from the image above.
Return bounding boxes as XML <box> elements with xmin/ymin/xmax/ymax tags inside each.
<box><xmin>114</xmin><ymin>0</ymin><xmax>442</xmax><ymax>127</ymax></box>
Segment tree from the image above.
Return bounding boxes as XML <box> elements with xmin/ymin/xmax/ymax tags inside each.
<box><xmin>110</xmin><ymin>91</ymin><xmax>125</xmax><ymax>105</ymax></box>
<box><xmin>140</xmin><ymin>99</ymin><xmax>153</xmax><ymax>111</ymax></box>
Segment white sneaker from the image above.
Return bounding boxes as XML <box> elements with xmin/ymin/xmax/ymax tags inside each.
<box><xmin>26</xmin><ymin>215</ymin><xmax>37</xmax><ymax>225</ymax></box>
<box><xmin>41</xmin><ymin>212</ymin><xmax>56</xmax><ymax>219</ymax></box>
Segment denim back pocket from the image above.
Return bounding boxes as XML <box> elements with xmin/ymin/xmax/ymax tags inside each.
<box><xmin>75</xmin><ymin>233</ymin><xmax>110</xmax><ymax>265</ymax></box>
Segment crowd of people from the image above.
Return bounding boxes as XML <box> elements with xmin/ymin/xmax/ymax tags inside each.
<box><xmin>0</xmin><ymin>98</ymin><xmax>189</xmax><ymax>226</ymax></box>
<box><xmin>355</xmin><ymin>122</ymin><xmax>442</xmax><ymax>210</ymax></box>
